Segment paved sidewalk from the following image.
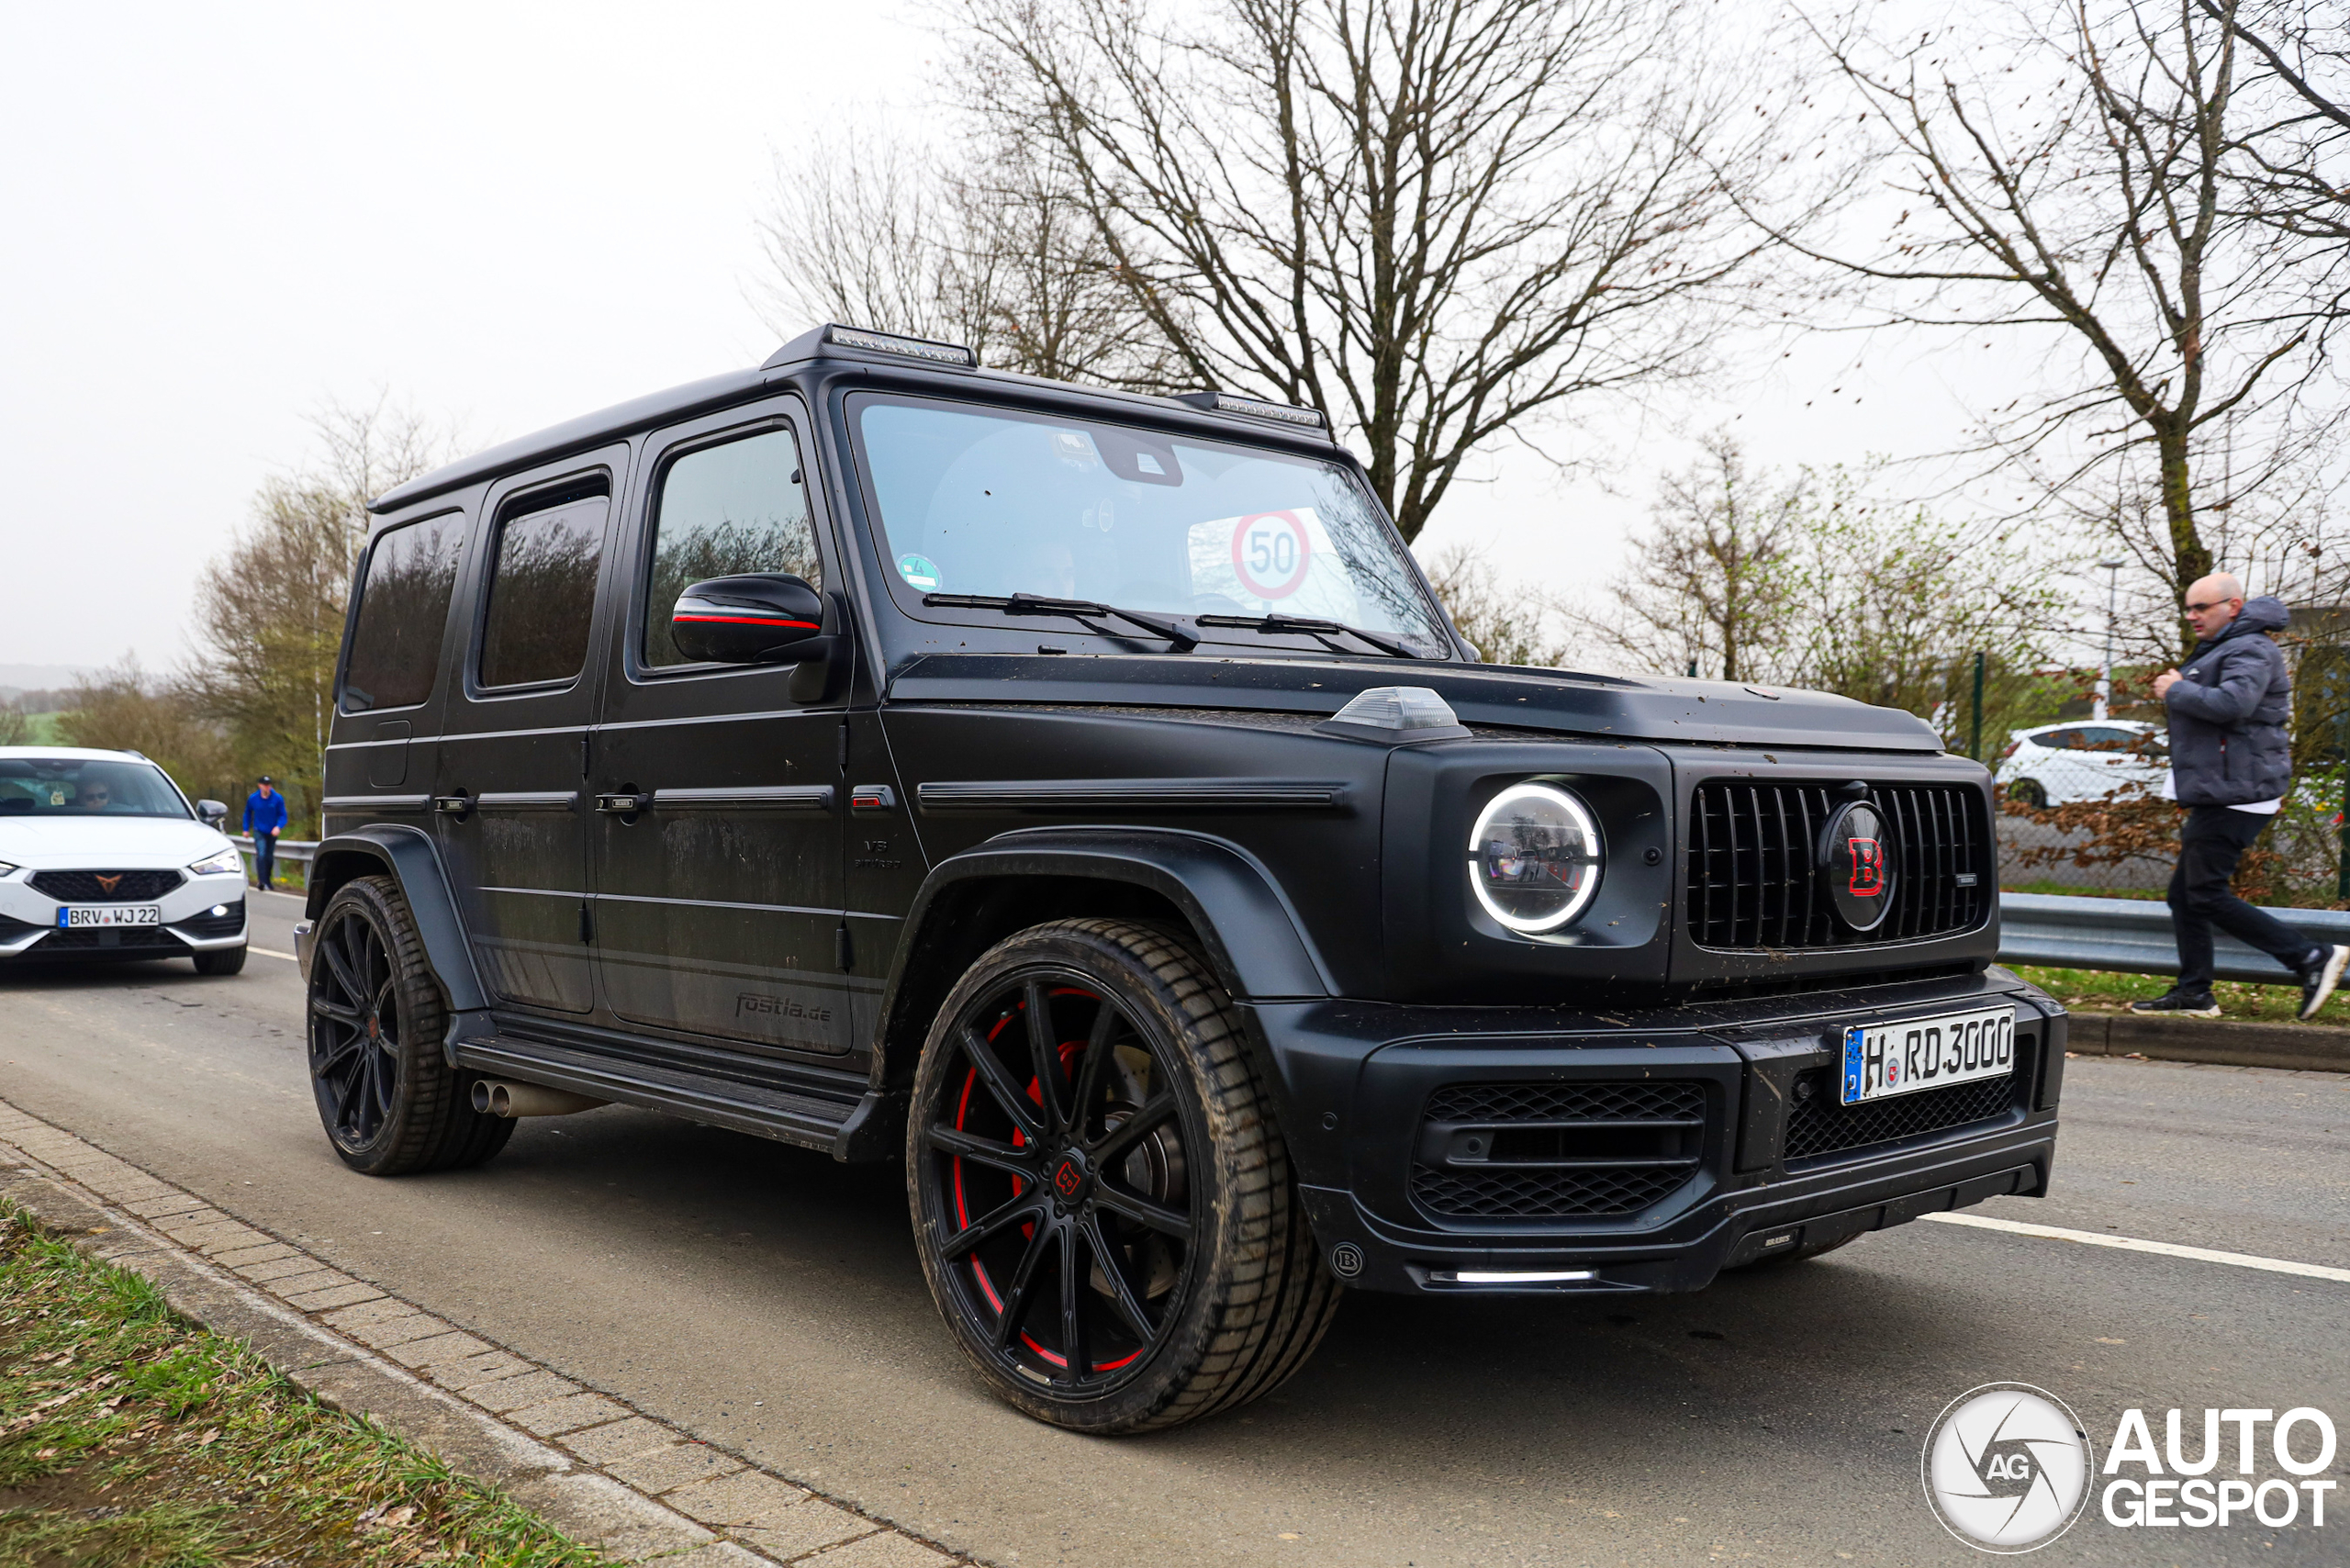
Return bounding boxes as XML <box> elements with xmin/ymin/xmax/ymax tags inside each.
<box><xmin>0</xmin><ymin>1096</ymin><xmax>971</xmax><ymax>1568</ymax></box>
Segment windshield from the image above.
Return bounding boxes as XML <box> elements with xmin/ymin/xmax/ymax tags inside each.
<box><xmin>849</xmin><ymin>395</ymin><xmax>1451</xmax><ymax>653</ymax></box>
<box><xmin>0</xmin><ymin>757</ymin><xmax>191</xmax><ymax>819</ymax></box>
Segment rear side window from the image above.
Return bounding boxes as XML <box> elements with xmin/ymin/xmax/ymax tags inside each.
<box><xmin>643</xmin><ymin>428</ymin><xmax>819</xmax><ymax>667</ymax></box>
<box><xmin>479</xmin><ymin>488</ymin><xmax>609</xmax><ymax>689</ymax></box>
<box><xmin>343</xmin><ymin>515</ymin><xmax>463</xmax><ymax>711</ymax></box>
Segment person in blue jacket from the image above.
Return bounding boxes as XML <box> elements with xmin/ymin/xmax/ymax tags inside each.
<box><xmin>242</xmin><ymin>775</ymin><xmax>288</xmax><ymax>890</ymax></box>
<box><xmin>2131</xmin><ymin>575</ymin><xmax>2350</xmax><ymax>1019</ymax></box>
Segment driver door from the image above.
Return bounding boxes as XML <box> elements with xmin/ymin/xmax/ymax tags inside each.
<box><xmin>589</xmin><ymin>402</ymin><xmax>855</xmax><ymax>1058</ymax></box>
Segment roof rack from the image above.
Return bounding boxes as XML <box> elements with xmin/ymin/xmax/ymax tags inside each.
<box><xmin>1171</xmin><ymin>390</ymin><xmax>1327</xmax><ymax>430</ymax></box>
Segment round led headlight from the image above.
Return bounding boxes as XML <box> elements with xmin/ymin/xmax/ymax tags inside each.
<box><xmin>1467</xmin><ymin>782</ymin><xmax>1604</xmax><ymax>934</ymax></box>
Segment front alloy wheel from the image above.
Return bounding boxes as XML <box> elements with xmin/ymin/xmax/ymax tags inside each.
<box><xmin>909</xmin><ymin>919</ymin><xmax>1339</xmax><ymax>1433</ymax></box>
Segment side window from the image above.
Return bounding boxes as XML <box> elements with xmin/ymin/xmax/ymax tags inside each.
<box><xmin>342</xmin><ymin>515</ymin><xmax>463</xmax><ymax>711</ymax></box>
<box><xmin>479</xmin><ymin>488</ymin><xmax>610</xmax><ymax>689</ymax></box>
<box><xmin>642</xmin><ymin>428</ymin><xmax>819</xmax><ymax>668</ymax></box>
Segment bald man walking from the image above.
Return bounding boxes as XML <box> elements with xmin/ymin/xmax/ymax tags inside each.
<box><xmin>2132</xmin><ymin>573</ymin><xmax>2349</xmax><ymax>1019</ymax></box>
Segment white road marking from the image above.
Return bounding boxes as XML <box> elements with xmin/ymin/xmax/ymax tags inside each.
<box><xmin>1923</xmin><ymin>1211</ymin><xmax>2350</xmax><ymax>1283</ymax></box>
<box><xmin>251</xmin><ymin>947</ymin><xmax>298</xmax><ymax>961</ymax></box>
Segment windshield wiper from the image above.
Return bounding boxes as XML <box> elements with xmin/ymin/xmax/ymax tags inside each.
<box><xmin>1195</xmin><ymin>612</ymin><xmax>1420</xmax><ymax>659</ymax></box>
<box><xmin>926</xmin><ymin>592</ymin><xmax>1200</xmax><ymax>651</ymax></box>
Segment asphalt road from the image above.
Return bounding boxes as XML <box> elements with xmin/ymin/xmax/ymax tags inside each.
<box><xmin>2</xmin><ymin>889</ymin><xmax>2345</xmax><ymax>1566</ymax></box>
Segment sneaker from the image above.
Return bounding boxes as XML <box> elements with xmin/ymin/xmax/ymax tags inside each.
<box><xmin>2128</xmin><ymin>990</ymin><xmax>2221</xmax><ymax>1018</ymax></box>
<box><xmin>2300</xmin><ymin>945</ymin><xmax>2349</xmax><ymax>1020</ymax></box>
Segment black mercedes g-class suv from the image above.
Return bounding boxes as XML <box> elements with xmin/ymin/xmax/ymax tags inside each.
<box><xmin>297</xmin><ymin>323</ymin><xmax>2064</xmax><ymax>1433</ymax></box>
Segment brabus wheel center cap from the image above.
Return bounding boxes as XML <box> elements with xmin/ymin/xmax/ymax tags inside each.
<box><xmin>1051</xmin><ymin>1153</ymin><xmax>1086</xmax><ymax>1208</ymax></box>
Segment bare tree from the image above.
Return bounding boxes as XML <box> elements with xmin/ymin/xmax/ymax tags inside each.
<box><xmin>1588</xmin><ymin>433</ymin><xmax>1802</xmax><ymax>682</ymax></box>
<box><xmin>2198</xmin><ymin>2</ymin><xmax>2350</xmax><ymax>328</ymax></box>
<box><xmin>956</xmin><ymin>0</ymin><xmax>1809</xmax><ymax>542</ymax></box>
<box><xmin>176</xmin><ymin>398</ymin><xmax>445</xmax><ymax>832</ymax></box>
<box><xmin>752</xmin><ymin>127</ymin><xmax>1171</xmax><ymax>384</ymax></box>
<box><xmin>1421</xmin><ymin>545</ymin><xmax>1570</xmax><ymax>666</ymax></box>
<box><xmin>1785</xmin><ymin>1</ymin><xmax>2336</xmax><ymax>645</ymax></box>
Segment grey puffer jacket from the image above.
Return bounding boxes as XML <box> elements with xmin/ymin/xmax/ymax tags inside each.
<box><xmin>2165</xmin><ymin>594</ymin><xmax>2294</xmax><ymax>806</ymax></box>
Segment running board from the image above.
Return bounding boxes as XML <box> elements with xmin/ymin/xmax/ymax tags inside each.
<box><xmin>451</xmin><ymin>1033</ymin><xmax>867</xmax><ymax>1158</ymax></box>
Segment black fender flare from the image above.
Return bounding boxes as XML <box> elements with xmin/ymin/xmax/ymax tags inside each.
<box><xmin>861</xmin><ymin>826</ymin><xmax>1336</xmax><ymax>1153</ymax></box>
<box><xmin>303</xmin><ymin>825</ymin><xmax>489</xmax><ymax>1029</ymax></box>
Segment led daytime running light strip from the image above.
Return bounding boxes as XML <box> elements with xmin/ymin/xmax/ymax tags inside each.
<box><xmin>824</xmin><ymin>325</ymin><xmax>977</xmax><ymax>366</ymax></box>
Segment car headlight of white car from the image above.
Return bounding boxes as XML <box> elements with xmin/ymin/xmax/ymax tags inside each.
<box><xmin>187</xmin><ymin>847</ymin><xmax>245</xmax><ymax>877</ymax></box>
<box><xmin>0</xmin><ymin>860</ymin><xmax>18</xmax><ymax>878</ymax></box>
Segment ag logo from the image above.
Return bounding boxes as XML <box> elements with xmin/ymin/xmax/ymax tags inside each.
<box><xmin>1818</xmin><ymin>800</ymin><xmax>1895</xmax><ymax>931</ymax></box>
<box><xmin>95</xmin><ymin>873</ymin><xmax>123</xmax><ymax>893</ymax></box>
<box><xmin>1052</xmin><ymin>1158</ymin><xmax>1083</xmax><ymax>1200</ymax></box>
<box><xmin>1922</xmin><ymin>1383</ymin><xmax>2093</xmax><ymax>1553</ymax></box>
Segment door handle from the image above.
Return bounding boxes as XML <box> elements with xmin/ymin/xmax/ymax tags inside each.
<box><xmin>594</xmin><ymin>791</ymin><xmax>652</xmax><ymax>815</ymax></box>
<box><xmin>432</xmin><ymin>793</ymin><xmax>473</xmax><ymax>819</ymax></box>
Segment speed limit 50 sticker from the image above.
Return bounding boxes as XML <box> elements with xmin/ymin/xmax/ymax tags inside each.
<box><xmin>1231</xmin><ymin>510</ymin><xmax>1313</xmax><ymax>599</ymax></box>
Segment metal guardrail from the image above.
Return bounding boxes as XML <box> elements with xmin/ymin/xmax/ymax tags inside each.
<box><xmin>229</xmin><ymin>834</ymin><xmax>317</xmax><ymax>868</ymax></box>
<box><xmin>1998</xmin><ymin>891</ymin><xmax>2350</xmax><ymax>983</ymax></box>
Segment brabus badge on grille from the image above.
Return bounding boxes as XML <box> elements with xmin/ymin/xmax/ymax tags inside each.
<box><xmin>1818</xmin><ymin>800</ymin><xmax>1895</xmax><ymax>931</ymax></box>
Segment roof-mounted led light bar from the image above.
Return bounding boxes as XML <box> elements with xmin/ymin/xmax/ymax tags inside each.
<box><xmin>1171</xmin><ymin>389</ymin><xmax>1328</xmax><ymax>430</ymax></box>
<box><xmin>822</xmin><ymin>324</ymin><xmax>978</xmax><ymax>368</ymax></box>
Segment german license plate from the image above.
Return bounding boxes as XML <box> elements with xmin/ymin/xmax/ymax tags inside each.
<box><xmin>59</xmin><ymin>905</ymin><xmax>162</xmax><ymax>929</ymax></box>
<box><xmin>1840</xmin><ymin>1006</ymin><xmax>2015</xmax><ymax>1105</ymax></box>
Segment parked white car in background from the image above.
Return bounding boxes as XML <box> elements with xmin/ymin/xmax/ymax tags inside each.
<box><xmin>0</xmin><ymin>747</ymin><xmax>249</xmax><ymax>974</ymax></box>
<box><xmin>1995</xmin><ymin>721</ymin><xmax>2170</xmax><ymax>808</ymax></box>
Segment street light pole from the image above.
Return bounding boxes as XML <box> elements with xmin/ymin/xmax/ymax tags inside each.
<box><xmin>2095</xmin><ymin>558</ymin><xmax>2125</xmax><ymax>721</ymax></box>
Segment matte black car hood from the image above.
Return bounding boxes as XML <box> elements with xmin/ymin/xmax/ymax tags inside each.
<box><xmin>886</xmin><ymin>654</ymin><xmax>1945</xmax><ymax>753</ymax></box>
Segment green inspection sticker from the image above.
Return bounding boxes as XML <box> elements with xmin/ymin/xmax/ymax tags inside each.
<box><xmin>897</xmin><ymin>554</ymin><xmax>941</xmax><ymax>589</ymax></box>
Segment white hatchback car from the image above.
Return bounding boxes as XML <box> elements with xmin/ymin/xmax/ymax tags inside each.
<box><xmin>1994</xmin><ymin>720</ymin><xmax>2170</xmax><ymax>808</ymax></box>
<box><xmin>0</xmin><ymin>747</ymin><xmax>250</xmax><ymax>974</ymax></box>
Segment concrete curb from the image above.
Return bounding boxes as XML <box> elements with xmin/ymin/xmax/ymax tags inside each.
<box><xmin>2065</xmin><ymin>1012</ymin><xmax>2350</xmax><ymax>1073</ymax></box>
<box><xmin>0</xmin><ymin>1098</ymin><xmax>975</xmax><ymax>1568</ymax></box>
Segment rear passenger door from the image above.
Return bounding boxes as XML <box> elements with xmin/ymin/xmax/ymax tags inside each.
<box><xmin>589</xmin><ymin>405</ymin><xmax>854</xmax><ymax>1058</ymax></box>
<box><xmin>433</xmin><ymin>455</ymin><xmax>623</xmax><ymax>1016</ymax></box>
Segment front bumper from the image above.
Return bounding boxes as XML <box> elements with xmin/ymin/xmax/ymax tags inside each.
<box><xmin>1250</xmin><ymin>966</ymin><xmax>2065</xmax><ymax>1295</ymax></box>
<box><xmin>0</xmin><ymin>868</ymin><xmax>249</xmax><ymax>961</ymax></box>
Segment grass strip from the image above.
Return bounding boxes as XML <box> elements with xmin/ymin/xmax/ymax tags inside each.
<box><xmin>0</xmin><ymin>1201</ymin><xmax>610</xmax><ymax>1568</ymax></box>
<box><xmin>2010</xmin><ymin>964</ymin><xmax>2348</xmax><ymax>1027</ymax></box>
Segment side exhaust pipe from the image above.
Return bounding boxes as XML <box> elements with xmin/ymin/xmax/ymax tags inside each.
<box><xmin>472</xmin><ymin>1081</ymin><xmax>609</xmax><ymax>1118</ymax></box>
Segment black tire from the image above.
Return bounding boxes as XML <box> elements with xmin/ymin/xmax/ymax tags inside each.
<box><xmin>2007</xmin><ymin>778</ymin><xmax>2048</xmax><ymax>809</ymax></box>
<box><xmin>307</xmin><ymin>875</ymin><xmax>513</xmax><ymax>1176</ymax></box>
<box><xmin>193</xmin><ymin>945</ymin><xmax>247</xmax><ymax>976</ymax></box>
<box><xmin>906</xmin><ymin>918</ymin><xmax>1341</xmax><ymax>1434</ymax></box>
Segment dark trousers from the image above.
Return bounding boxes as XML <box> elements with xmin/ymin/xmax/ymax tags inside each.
<box><xmin>252</xmin><ymin>833</ymin><xmax>275</xmax><ymax>888</ymax></box>
<box><xmin>2167</xmin><ymin>806</ymin><xmax>2316</xmax><ymax>991</ymax></box>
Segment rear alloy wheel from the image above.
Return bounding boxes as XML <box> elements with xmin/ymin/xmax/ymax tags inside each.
<box><xmin>2007</xmin><ymin>778</ymin><xmax>2048</xmax><ymax>809</ymax></box>
<box><xmin>908</xmin><ymin>919</ymin><xmax>1339</xmax><ymax>1433</ymax></box>
<box><xmin>307</xmin><ymin>875</ymin><xmax>512</xmax><ymax>1176</ymax></box>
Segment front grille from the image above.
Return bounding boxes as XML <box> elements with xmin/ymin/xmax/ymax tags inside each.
<box><xmin>1685</xmin><ymin>781</ymin><xmax>1987</xmax><ymax>950</ymax></box>
<box><xmin>174</xmin><ymin>901</ymin><xmax>245</xmax><ymax>938</ymax></box>
<box><xmin>1785</xmin><ymin>1044</ymin><xmax>2029</xmax><ymax>1162</ymax></box>
<box><xmin>29</xmin><ymin>869</ymin><xmax>185</xmax><ymax>902</ymax></box>
<box><xmin>39</xmin><ymin>926</ymin><xmax>186</xmax><ymax>951</ymax></box>
<box><xmin>1410</xmin><ymin>1080</ymin><xmax>1707</xmax><ymax>1220</ymax></box>
<box><xmin>1426</xmin><ymin>1080</ymin><xmax>1701</xmax><ymax>1125</ymax></box>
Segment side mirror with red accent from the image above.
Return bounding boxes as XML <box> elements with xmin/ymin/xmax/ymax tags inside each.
<box><xmin>672</xmin><ymin>575</ymin><xmax>827</xmax><ymax>664</ymax></box>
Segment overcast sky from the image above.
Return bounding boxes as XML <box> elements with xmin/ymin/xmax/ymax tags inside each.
<box><xmin>0</xmin><ymin>1</ymin><xmax>2036</xmax><ymax>679</ymax></box>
